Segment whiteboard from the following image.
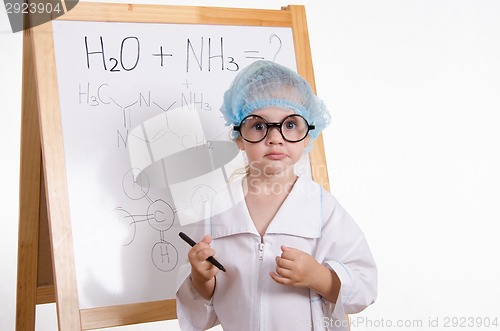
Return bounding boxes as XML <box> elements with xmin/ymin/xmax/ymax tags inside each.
<box><xmin>51</xmin><ymin>20</ymin><xmax>300</xmax><ymax>309</ymax></box>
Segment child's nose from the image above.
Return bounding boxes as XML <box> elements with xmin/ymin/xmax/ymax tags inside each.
<box><xmin>266</xmin><ymin>126</ymin><xmax>284</xmax><ymax>144</ymax></box>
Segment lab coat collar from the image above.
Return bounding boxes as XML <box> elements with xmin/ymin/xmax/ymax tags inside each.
<box><xmin>209</xmin><ymin>175</ymin><xmax>322</xmax><ymax>239</ymax></box>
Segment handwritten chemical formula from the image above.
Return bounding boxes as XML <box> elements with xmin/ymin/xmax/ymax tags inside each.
<box><xmin>83</xmin><ymin>34</ymin><xmax>283</xmax><ymax>73</ymax></box>
<box><xmin>77</xmin><ymin>81</ymin><xmax>214</xmax><ymax>148</ymax></box>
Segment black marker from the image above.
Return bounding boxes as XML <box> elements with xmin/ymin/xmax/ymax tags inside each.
<box><xmin>179</xmin><ymin>232</ymin><xmax>226</xmax><ymax>272</ymax></box>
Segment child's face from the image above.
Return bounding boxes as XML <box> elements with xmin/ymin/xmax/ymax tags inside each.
<box><xmin>235</xmin><ymin>107</ymin><xmax>310</xmax><ymax>178</ymax></box>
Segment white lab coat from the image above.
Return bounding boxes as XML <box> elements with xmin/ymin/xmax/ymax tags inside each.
<box><xmin>176</xmin><ymin>176</ymin><xmax>377</xmax><ymax>331</ymax></box>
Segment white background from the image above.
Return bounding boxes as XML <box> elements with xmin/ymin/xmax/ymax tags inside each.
<box><xmin>1</xmin><ymin>1</ymin><xmax>499</xmax><ymax>330</ymax></box>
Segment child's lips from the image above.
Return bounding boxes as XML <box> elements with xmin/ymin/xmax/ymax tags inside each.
<box><xmin>265</xmin><ymin>152</ymin><xmax>287</xmax><ymax>160</ymax></box>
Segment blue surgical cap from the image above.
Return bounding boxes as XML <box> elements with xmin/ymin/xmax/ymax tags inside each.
<box><xmin>219</xmin><ymin>60</ymin><xmax>331</xmax><ymax>148</ymax></box>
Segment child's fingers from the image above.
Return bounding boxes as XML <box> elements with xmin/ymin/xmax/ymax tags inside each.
<box><xmin>269</xmin><ymin>271</ymin><xmax>283</xmax><ymax>282</ymax></box>
<box><xmin>190</xmin><ymin>247</ymin><xmax>218</xmax><ymax>278</ymax></box>
<box><xmin>279</xmin><ymin>245</ymin><xmax>299</xmax><ymax>259</ymax></box>
<box><xmin>201</xmin><ymin>234</ymin><xmax>212</xmax><ymax>244</ymax></box>
<box><xmin>274</xmin><ymin>264</ymin><xmax>294</xmax><ymax>280</ymax></box>
<box><xmin>269</xmin><ymin>271</ymin><xmax>291</xmax><ymax>285</ymax></box>
<box><xmin>186</xmin><ymin>235</ymin><xmax>220</xmax><ymax>282</ymax></box>
<box><xmin>275</xmin><ymin>255</ymin><xmax>294</xmax><ymax>270</ymax></box>
<box><xmin>188</xmin><ymin>237</ymin><xmax>215</xmax><ymax>263</ymax></box>
<box><xmin>189</xmin><ymin>245</ymin><xmax>216</xmax><ymax>262</ymax></box>
<box><xmin>197</xmin><ymin>247</ymin><xmax>217</xmax><ymax>262</ymax></box>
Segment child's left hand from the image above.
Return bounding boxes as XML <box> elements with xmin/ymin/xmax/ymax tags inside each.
<box><xmin>270</xmin><ymin>245</ymin><xmax>342</xmax><ymax>303</ymax></box>
<box><xmin>269</xmin><ymin>245</ymin><xmax>322</xmax><ymax>289</ymax></box>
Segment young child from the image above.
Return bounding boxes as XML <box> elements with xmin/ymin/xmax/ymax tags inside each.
<box><xmin>176</xmin><ymin>60</ymin><xmax>377</xmax><ymax>331</ymax></box>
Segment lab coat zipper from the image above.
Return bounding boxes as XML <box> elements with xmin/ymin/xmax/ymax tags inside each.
<box><xmin>255</xmin><ymin>240</ymin><xmax>265</xmax><ymax>331</ymax></box>
<box><xmin>259</xmin><ymin>242</ymin><xmax>265</xmax><ymax>260</ymax></box>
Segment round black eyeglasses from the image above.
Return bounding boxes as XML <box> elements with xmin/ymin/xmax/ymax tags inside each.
<box><xmin>233</xmin><ymin>114</ymin><xmax>315</xmax><ymax>143</ymax></box>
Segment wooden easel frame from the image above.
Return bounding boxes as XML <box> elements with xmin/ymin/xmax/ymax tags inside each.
<box><xmin>16</xmin><ymin>2</ymin><xmax>329</xmax><ymax>330</ymax></box>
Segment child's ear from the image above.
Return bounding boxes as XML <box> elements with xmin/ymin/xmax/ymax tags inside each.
<box><xmin>303</xmin><ymin>135</ymin><xmax>310</xmax><ymax>148</ymax></box>
<box><xmin>235</xmin><ymin>137</ymin><xmax>245</xmax><ymax>150</ymax></box>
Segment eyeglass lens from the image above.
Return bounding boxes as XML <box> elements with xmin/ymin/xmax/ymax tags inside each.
<box><xmin>239</xmin><ymin>115</ymin><xmax>309</xmax><ymax>142</ymax></box>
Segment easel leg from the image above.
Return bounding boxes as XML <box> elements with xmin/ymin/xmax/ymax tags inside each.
<box><xmin>16</xmin><ymin>27</ymin><xmax>42</xmax><ymax>331</ymax></box>
<box><xmin>36</xmin><ymin>174</ymin><xmax>56</xmax><ymax>304</ymax></box>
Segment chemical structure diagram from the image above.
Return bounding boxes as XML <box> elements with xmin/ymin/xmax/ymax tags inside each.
<box><xmin>115</xmin><ymin>168</ymin><xmax>178</xmax><ymax>272</ymax></box>
<box><xmin>79</xmin><ymin>79</ymin><xmax>225</xmax><ymax>272</ymax></box>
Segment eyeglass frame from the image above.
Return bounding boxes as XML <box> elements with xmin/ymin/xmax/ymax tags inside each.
<box><xmin>233</xmin><ymin>114</ymin><xmax>315</xmax><ymax>143</ymax></box>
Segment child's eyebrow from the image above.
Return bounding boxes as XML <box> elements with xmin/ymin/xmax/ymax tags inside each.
<box><xmin>249</xmin><ymin>114</ymin><xmax>293</xmax><ymax>122</ymax></box>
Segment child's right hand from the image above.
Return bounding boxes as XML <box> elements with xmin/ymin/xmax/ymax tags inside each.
<box><xmin>188</xmin><ymin>235</ymin><xmax>219</xmax><ymax>299</ymax></box>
